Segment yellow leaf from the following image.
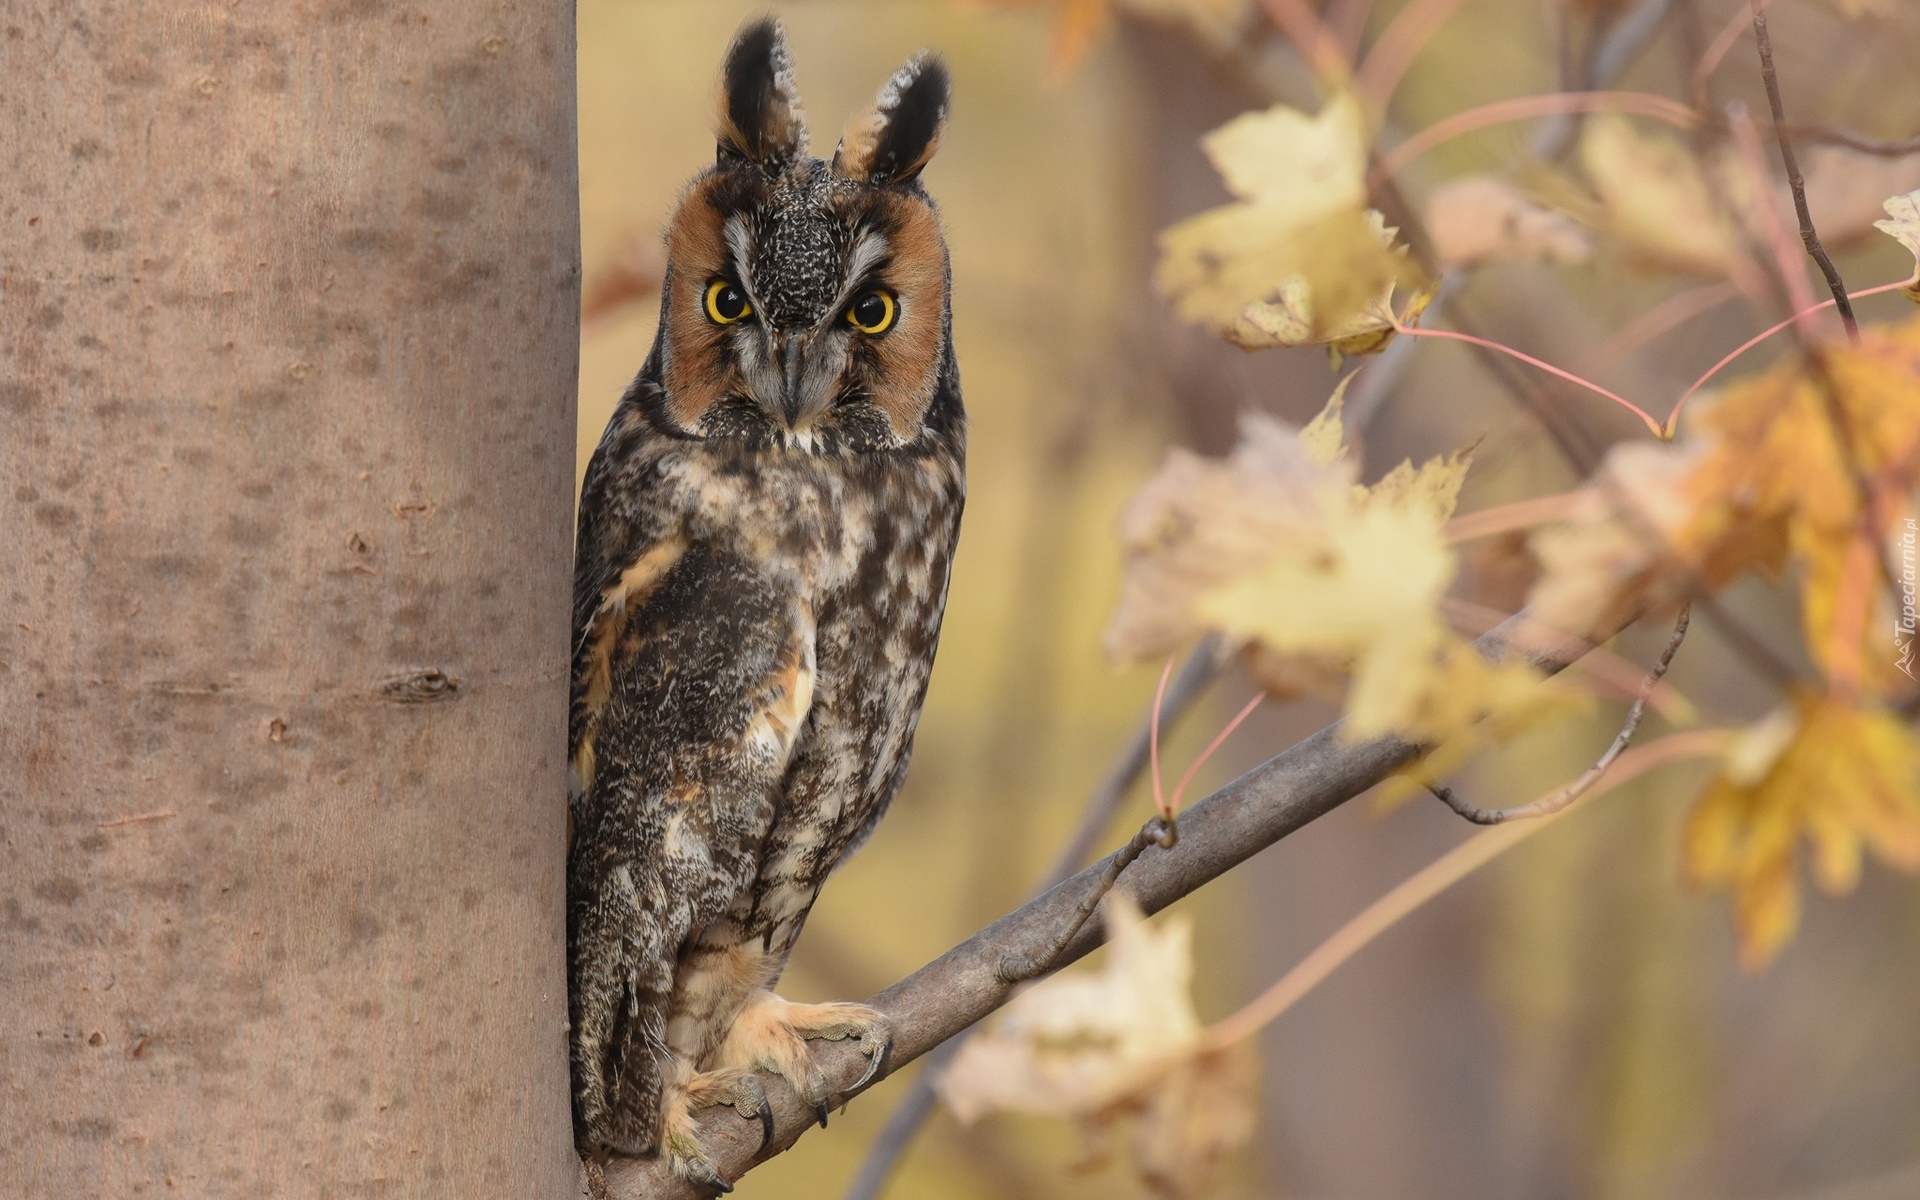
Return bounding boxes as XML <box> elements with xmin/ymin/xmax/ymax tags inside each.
<box><xmin>1203</xmin><ymin>91</ymin><xmax>1367</xmax><ymax>210</ymax></box>
<box><xmin>1580</xmin><ymin>115</ymin><xmax>1745</xmax><ymax>277</ymax></box>
<box><xmin>1524</xmin><ymin>439</ymin><xmax>1714</xmax><ymax>641</ymax></box>
<box><xmin>1360</xmin><ymin>444</ymin><xmax>1473</xmax><ymax>521</ymax></box>
<box><xmin>1426</xmin><ymin>176</ymin><xmax>1594</xmax><ymax>269</ymax></box>
<box><xmin>940</xmin><ymin>894</ymin><xmax>1257</xmax><ymax>1200</ymax></box>
<box><xmin>1298</xmin><ymin>374</ymin><xmax>1353</xmax><ymax>467</ymax></box>
<box><xmin>1197</xmin><ymin>471</ymin><xmax>1547</xmax><ymax>743</ymax></box>
<box><xmin>1684</xmin><ymin>695</ymin><xmax>1920</xmax><ymax>968</ymax></box>
<box><xmin>1105</xmin><ymin>410</ymin><xmax>1354</xmax><ymax>667</ymax></box>
<box><xmin>1158</xmin><ymin>94</ymin><xmax>1421</xmax><ymax>349</ymax></box>
<box><xmin>1110</xmin><ymin>404</ymin><xmax>1552</xmax><ymax>744</ymax></box>
<box><xmin>1874</xmin><ymin>188</ymin><xmax>1920</xmax><ymax>305</ymax></box>
<box><xmin>1327</xmin><ymin>278</ymin><xmax>1438</xmax><ymax>367</ymax></box>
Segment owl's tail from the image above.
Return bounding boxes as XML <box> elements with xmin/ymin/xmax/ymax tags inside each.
<box><xmin>570</xmin><ymin>906</ymin><xmax>672</xmax><ymax>1156</ymax></box>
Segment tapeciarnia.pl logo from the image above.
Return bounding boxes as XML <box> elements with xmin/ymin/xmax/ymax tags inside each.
<box><xmin>1899</xmin><ymin>518</ymin><xmax>1918</xmax><ymax>681</ymax></box>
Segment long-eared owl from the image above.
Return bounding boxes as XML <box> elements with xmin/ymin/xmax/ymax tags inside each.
<box><xmin>567</xmin><ymin>17</ymin><xmax>964</xmax><ymax>1187</ymax></box>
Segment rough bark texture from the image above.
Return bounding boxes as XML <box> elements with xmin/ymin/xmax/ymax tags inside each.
<box><xmin>0</xmin><ymin>4</ymin><xmax>580</xmax><ymax>1196</ymax></box>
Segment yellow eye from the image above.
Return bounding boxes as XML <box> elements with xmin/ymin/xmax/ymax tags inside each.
<box><xmin>846</xmin><ymin>290</ymin><xmax>896</xmax><ymax>335</ymax></box>
<box><xmin>705</xmin><ymin>278</ymin><xmax>752</xmax><ymax>324</ymax></box>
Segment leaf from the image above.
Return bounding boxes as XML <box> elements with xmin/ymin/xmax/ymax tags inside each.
<box><xmin>1523</xmin><ymin>439</ymin><xmax>1721</xmax><ymax>641</ymax></box>
<box><xmin>1684</xmin><ymin>695</ymin><xmax>1920</xmax><ymax>968</ymax></box>
<box><xmin>940</xmin><ymin>894</ymin><xmax>1257</xmax><ymax>1200</ymax></box>
<box><xmin>1580</xmin><ymin>115</ymin><xmax>1746</xmax><ymax>278</ymax></box>
<box><xmin>1425</xmin><ymin>176</ymin><xmax>1593</xmax><ymax>269</ymax></box>
<box><xmin>1109</xmin><ymin>395</ymin><xmax>1558</xmax><ymax>745</ymax></box>
<box><xmin>1157</xmin><ymin>93</ymin><xmax>1422</xmax><ymax>349</ymax></box>
<box><xmin>1874</xmin><ymin>188</ymin><xmax>1920</xmax><ymax>305</ymax></box>
<box><xmin>1105</xmin><ymin>408</ymin><xmax>1354</xmax><ymax>668</ymax></box>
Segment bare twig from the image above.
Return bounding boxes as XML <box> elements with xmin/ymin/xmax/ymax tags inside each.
<box><xmin>1785</xmin><ymin>126</ymin><xmax>1920</xmax><ymax>159</ymax></box>
<box><xmin>1431</xmin><ymin>605</ymin><xmax>1690</xmax><ymax>825</ymax></box>
<box><xmin>1749</xmin><ymin>0</ymin><xmax>1858</xmax><ymax>341</ymax></box>
<box><xmin>997</xmin><ymin>814</ymin><xmax>1177</xmax><ymax>983</ymax></box>
<box><xmin>841</xmin><ymin>639</ymin><xmax>1221</xmax><ymax>1200</ymax></box>
<box><xmin>597</xmin><ymin>610</ymin><xmax>1608</xmax><ymax>1199</ymax></box>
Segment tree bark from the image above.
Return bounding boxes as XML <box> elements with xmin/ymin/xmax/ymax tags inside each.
<box><xmin>0</xmin><ymin>3</ymin><xmax>580</xmax><ymax>1196</ymax></box>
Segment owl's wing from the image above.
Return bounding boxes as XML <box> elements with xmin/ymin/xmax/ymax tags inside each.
<box><xmin>567</xmin><ymin>539</ymin><xmax>816</xmax><ymax>1156</ymax></box>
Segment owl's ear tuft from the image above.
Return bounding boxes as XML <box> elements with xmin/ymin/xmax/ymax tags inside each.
<box><xmin>716</xmin><ymin>17</ymin><xmax>808</xmax><ymax>168</ymax></box>
<box><xmin>832</xmin><ymin>53</ymin><xmax>949</xmax><ymax>185</ymax></box>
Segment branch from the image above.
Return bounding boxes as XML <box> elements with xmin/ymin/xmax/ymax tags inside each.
<box><xmin>595</xmin><ymin>610</ymin><xmax>1604</xmax><ymax>1199</ymax></box>
<box><xmin>1431</xmin><ymin>604</ymin><xmax>1691</xmax><ymax>824</ymax></box>
<box><xmin>1749</xmin><ymin>0</ymin><xmax>1858</xmax><ymax>341</ymax></box>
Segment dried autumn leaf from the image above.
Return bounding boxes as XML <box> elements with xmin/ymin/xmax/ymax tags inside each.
<box><xmin>1580</xmin><ymin>115</ymin><xmax>1746</xmax><ymax>277</ymax></box>
<box><xmin>1688</xmin><ymin>320</ymin><xmax>1920</xmax><ymax>686</ymax></box>
<box><xmin>1874</xmin><ymin>188</ymin><xmax>1920</xmax><ymax>304</ymax></box>
<box><xmin>1158</xmin><ymin>93</ymin><xmax>1421</xmax><ymax>350</ymax></box>
<box><xmin>1426</xmin><ymin>176</ymin><xmax>1593</xmax><ymax>269</ymax></box>
<box><xmin>1524</xmin><ymin>438</ymin><xmax>1730</xmax><ymax>641</ymax></box>
<box><xmin>1684</xmin><ymin>695</ymin><xmax>1920</xmax><ymax>968</ymax></box>
<box><xmin>1105</xmin><ymin>408</ymin><xmax>1353</xmax><ymax>669</ymax></box>
<box><xmin>1529</xmin><ymin>318</ymin><xmax>1920</xmax><ymax>654</ymax></box>
<box><xmin>1110</xmin><ymin>392</ymin><xmax>1554</xmax><ymax>743</ymax></box>
<box><xmin>940</xmin><ymin>894</ymin><xmax>1257</xmax><ymax>1200</ymax></box>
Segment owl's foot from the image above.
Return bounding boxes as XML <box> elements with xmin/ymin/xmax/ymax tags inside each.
<box><xmin>714</xmin><ymin>990</ymin><xmax>893</xmax><ymax>1128</ymax></box>
<box><xmin>660</xmin><ymin>1066</ymin><xmax>771</xmax><ymax>1194</ymax></box>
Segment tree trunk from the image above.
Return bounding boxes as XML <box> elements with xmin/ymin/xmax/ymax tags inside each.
<box><xmin>1</xmin><ymin>3</ymin><xmax>580</xmax><ymax>1195</ymax></box>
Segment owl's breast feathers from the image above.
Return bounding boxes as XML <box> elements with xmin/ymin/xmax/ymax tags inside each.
<box><xmin>569</xmin><ymin>407</ymin><xmax>964</xmax><ymax>936</ymax></box>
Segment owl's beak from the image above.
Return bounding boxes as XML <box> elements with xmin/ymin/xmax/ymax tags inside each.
<box><xmin>764</xmin><ymin>329</ymin><xmax>837</xmax><ymax>430</ymax></box>
<box><xmin>775</xmin><ymin>333</ymin><xmax>805</xmax><ymax>425</ymax></box>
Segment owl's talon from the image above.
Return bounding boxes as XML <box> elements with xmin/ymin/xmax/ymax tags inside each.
<box><xmin>815</xmin><ymin>1100</ymin><xmax>831</xmax><ymax>1129</ymax></box>
<box><xmin>754</xmin><ymin>1097</ymin><xmax>776</xmax><ymax>1150</ymax></box>
<box><xmin>720</xmin><ymin>1075</ymin><xmax>774</xmax><ymax>1149</ymax></box>
<box><xmin>677</xmin><ymin>1152</ymin><xmax>733</xmax><ymax>1196</ymax></box>
<box><xmin>850</xmin><ymin>1026</ymin><xmax>892</xmax><ymax>1091</ymax></box>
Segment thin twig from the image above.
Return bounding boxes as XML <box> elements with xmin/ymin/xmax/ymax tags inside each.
<box><xmin>994</xmin><ymin>814</ymin><xmax>1177</xmax><ymax>983</ymax></box>
<box><xmin>1784</xmin><ymin>125</ymin><xmax>1920</xmax><ymax>158</ymax></box>
<box><xmin>1749</xmin><ymin>0</ymin><xmax>1857</xmax><ymax>341</ymax></box>
<box><xmin>1431</xmin><ymin>605</ymin><xmax>1690</xmax><ymax>825</ymax></box>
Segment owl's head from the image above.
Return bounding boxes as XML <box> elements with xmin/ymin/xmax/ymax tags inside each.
<box><xmin>648</xmin><ymin>18</ymin><xmax>956</xmax><ymax>454</ymax></box>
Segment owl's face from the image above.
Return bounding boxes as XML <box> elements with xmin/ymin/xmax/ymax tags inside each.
<box><xmin>653</xmin><ymin>21</ymin><xmax>953</xmax><ymax>455</ymax></box>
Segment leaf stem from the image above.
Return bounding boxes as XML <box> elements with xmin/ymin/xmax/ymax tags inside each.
<box><xmin>1664</xmin><ymin>280</ymin><xmax>1913</xmax><ymax>437</ymax></box>
<box><xmin>1387</xmin><ymin>319</ymin><xmax>1666</xmax><ymax>437</ymax></box>
<box><xmin>1376</xmin><ymin>91</ymin><xmax>1699</xmax><ymax>180</ymax></box>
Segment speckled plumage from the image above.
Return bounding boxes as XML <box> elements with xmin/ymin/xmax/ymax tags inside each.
<box><xmin>567</xmin><ymin>20</ymin><xmax>963</xmax><ymax>1177</ymax></box>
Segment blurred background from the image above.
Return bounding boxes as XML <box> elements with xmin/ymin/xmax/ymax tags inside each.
<box><xmin>575</xmin><ymin>2</ymin><xmax>1920</xmax><ymax>1198</ymax></box>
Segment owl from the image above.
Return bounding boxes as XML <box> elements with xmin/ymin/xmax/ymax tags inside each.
<box><xmin>566</xmin><ymin>18</ymin><xmax>963</xmax><ymax>1189</ymax></box>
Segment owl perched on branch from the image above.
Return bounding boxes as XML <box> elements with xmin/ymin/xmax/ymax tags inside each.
<box><xmin>567</xmin><ymin>18</ymin><xmax>964</xmax><ymax>1189</ymax></box>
